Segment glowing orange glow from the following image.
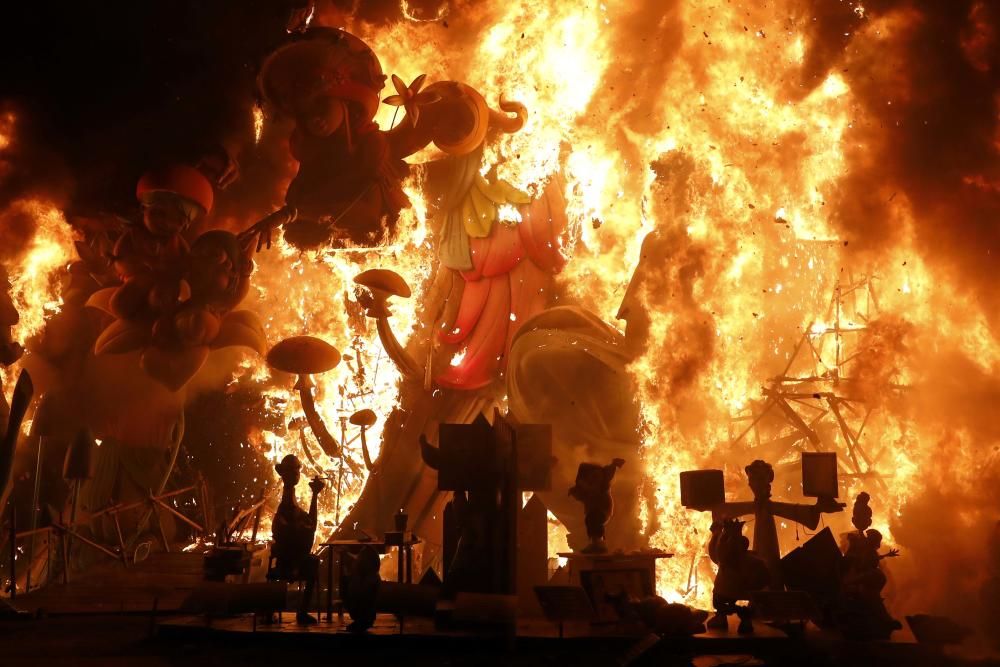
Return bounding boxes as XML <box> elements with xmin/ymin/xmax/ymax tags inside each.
<box><xmin>5</xmin><ymin>200</ymin><xmax>74</xmax><ymax>342</ymax></box>
<box><xmin>2</xmin><ymin>1</ymin><xmax>996</xmax><ymax>621</ymax></box>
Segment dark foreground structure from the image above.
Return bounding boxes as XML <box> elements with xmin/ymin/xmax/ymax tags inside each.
<box><xmin>1</xmin><ymin>610</ymin><xmax>996</xmax><ymax>667</ymax></box>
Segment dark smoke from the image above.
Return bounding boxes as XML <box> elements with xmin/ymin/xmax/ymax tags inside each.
<box><xmin>794</xmin><ymin>0</ymin><xmax>1000</xmax><ymax>629</ymax></box>
<box><xmin>800</xmin><ymin>0</ymin><xmax>1000</xmax><ymax>325</ymax></box>
<box><xmin>0</xmin><ymin>1</ymin><xmax>299</xmax><ymax>219</ymax></box>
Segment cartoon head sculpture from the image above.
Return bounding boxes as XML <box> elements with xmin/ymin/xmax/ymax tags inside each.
<box><xmin>259</xmin><ymin>27</ymin><xmax>386</xmax><ymax>137</ymax></box>
<box><xmin>136</xmin><ymin>164</ymin><xmax>214</xmax><ymax>236</ymax></box>
<box><xmin>852</xmin><ymin>491</ymin><xmax>873</xmax><ymax>532</ymax></box>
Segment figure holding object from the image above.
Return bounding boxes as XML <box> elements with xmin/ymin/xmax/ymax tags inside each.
<box><xmin>270</xmin><ymin>454</ymin><xmax>325</xmax><ymax>624</ymax></box>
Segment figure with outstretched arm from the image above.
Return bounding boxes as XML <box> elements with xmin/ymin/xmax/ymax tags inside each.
<box><xmin>704</xmin><ymin>460</ymin><xmax>845</xmax><ymax>589</ymax></box>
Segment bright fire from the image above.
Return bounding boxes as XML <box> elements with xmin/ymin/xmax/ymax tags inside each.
<box><xmin>240</xmin><ymin>176</ymin><xmax>434</xmax><ymax>539</ymax></box>
<box><xmin>3</xmin><ymin>1</ymin><xmax>998</xmax><ymax>622</ymax></box>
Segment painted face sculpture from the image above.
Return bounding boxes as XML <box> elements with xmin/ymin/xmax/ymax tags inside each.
<box><xmin>258</xmin><ymin>29</ymin><xmax>408</xmax><ymax>248</ymax></box>
<box><xmin>87</xmin><ymin>165</ymin><xmax>266</xmax><ymax>391</ymax></box>
<box><xmin>258</xmin><ymin>27</ymin><xmax>570</xmax><ymax>395</ymax></box>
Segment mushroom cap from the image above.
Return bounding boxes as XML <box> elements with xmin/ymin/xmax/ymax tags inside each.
<box><xmin>266</xmin><ymin>336</ymin><xmax>341</xmax><ymax>375</ymax></box>
<box><xmin>349</xmin><ymin>408</ymin><xmax>377</xmax><ymax>427</ymax></box>
<box><xmin>354</xmin><ymin>269</ymin><xmax>411</xmax><ymax>298</ymax></box>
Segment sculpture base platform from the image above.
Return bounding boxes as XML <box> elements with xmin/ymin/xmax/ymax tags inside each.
<box><xmin>154</xmin><ymin>610</ymin><xmax>938</xmax><ymax>667</ymax></box>
<box><xmin>557</xmin><ymin>551</ymin><xmax>672</xmax><ymax>622</ymax></box>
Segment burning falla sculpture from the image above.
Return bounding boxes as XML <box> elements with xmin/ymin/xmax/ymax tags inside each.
<box><xmin>706</xmin><ymin>459</ymin><xmax>845</xmax><ymax>590</ymax></box>
<box><xmin>258</xmin><ymin>27</ymin><xmax>568</xmax><ymax>392</ymax></box>
<box><xmin>838</xmin><ymin>492</ymin><xmax>903</xmax><ymax>639</ymax></box>
<box><xmin>82</xmin><ymin>165</ymin><xmax>276</xmax><ymax>391</ymax></box>
<box><xmin>67</xmin><ymin>26</ymin><xmax>564</xmax><ymax>444</ymax></box>
<box><xmin>258</xmin><ymin>27</ymin><xmax>529</xmax><ymax>251</ymax></box>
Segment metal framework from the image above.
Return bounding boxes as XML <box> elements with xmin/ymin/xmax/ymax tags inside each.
<box><xmin>728</xmin><ymin>271</ymin><xmax>904</xmax><ymax>496</ymax></box>
<box><xmin>4</xmin><ymin>478</ymin><xmax>210</xmax><ymax>597</ymax></box>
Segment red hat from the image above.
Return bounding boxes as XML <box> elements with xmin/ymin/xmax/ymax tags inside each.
<box><xmin>136</xmin><ymin>164</ymin><xmax>214</xmax><ymax>214</ymax></box>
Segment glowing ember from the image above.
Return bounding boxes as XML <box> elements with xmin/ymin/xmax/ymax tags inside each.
<box><xmin>252</xmin><ymin>105</ymin><xmax>264</xmax><ymax>145</ymax></box>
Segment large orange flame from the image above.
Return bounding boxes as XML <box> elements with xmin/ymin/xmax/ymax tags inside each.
<box><xmin>3</xmin><ymin>1</ymin><xmax>997</xmax><ymax>623</ymax></box>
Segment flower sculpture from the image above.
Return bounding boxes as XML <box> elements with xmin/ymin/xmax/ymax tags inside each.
<box><xmin>382</xmin><ymin>74</ymin><xmax>440</xmax><ymax>126</ymax></box>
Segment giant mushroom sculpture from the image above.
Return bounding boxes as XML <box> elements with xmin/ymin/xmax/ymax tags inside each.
<box><xmin>266</xmin><ymin>336</ymin><xmax>360</xmax><ymax>474</ymax></box>
<box><xmin>353</xmin><ymin>269</ymin><xmax>421</xmax><ymax>380</ymax></box>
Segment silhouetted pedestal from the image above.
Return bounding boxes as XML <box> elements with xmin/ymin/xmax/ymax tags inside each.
<box><xmin>422</xmin><ymin>412</ymin><xmax>552</xmax><ymax>599</ymax></box>
<box><xmin>517</xmin><ymin>495</ymin><xmax>548</xmax><ymax>616</ymax></box>
<box><xmin>557</xmin><ymin>551</ymin><xmax>672</xmax><ymax>622</ymax></box>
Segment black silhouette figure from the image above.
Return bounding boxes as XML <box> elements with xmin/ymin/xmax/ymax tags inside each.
<box><xmin>706</xmin><ymin>518</ymin><xmax>770</xmax><ymax>633</ymax></box>
<box><xmin>839</xmin><ymin>493</ymin><xmax>901</xmax><ymax>639</ymax></box>
<box><xmin>420</xmin><ymin>430</ymin><xmax>503</xmax><ymax>596</ymax></box>
<box><xmin>851</xmin><ymin>491</ymin><xmax>874</xmax><ymax>533</ymax></box>
<box><xmin>269</xmin><ymin>454</ymin><xmax>325</xmax><ymax>624</ymax></box>
<box><xmin>569</xmin><ymin>458</ymin><xmax>625</xmax><ymax>554</ymax></box>
<box><xmin>708</xmin><ymin>460</ymin><xmax>844</xmax><ymax>588</ymax></box>
<box><xmin>343</xmin><ymin>545</ymin><xmax>382</xmax><ymax>633</ymax></box>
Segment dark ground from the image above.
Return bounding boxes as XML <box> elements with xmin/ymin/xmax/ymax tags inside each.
<box><xmin>0</xmin><ymin>614</ymin><xmax>627</xmax><ymax>667</ymax></box>
<box><xmin>2</xmin><ymin>613</ymin><xmax>999</xmax><ymax>667</ymax></box>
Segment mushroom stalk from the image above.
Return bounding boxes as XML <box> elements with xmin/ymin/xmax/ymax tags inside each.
<box><xmin>353</xmin><ymin>269</ymin><xmax>422</xmax><ymax>382</ymax></box>
<box><xmin>297</xmin><ymin>426</ymin><xmax>321</xmax><ymax>469</ymax></box>
<box><xmin>359</xmin><ymin>426</ymin><xmax>374</xmax><ymax>471</ymax></box>
<box><xmin>374</xmin><ymin>316</ymin><xmax>422</xmax><ymax>380</ymax></box>
<box><xmin>349</xmin><ymin>409</ymin><xmax>378</xmax><ymax>473</ymax></box>
<box><xmin>295</xmin><ymin>375</ymin><xmax>362</xmax><ymax>475</ymax></box>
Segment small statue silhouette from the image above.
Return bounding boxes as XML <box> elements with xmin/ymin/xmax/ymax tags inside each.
<box><xmin>343</xmin><ymin>545</ymin><xmax>382</xmax><ymax>633</ymax></box>
<box><xmin>270</xmin><ymin>454</ymin><xmax>325</xmax><ymax>624</ymax></box>
<box><xmin>839</xmin><ymin>493</ymin><xmax>901</xmax><ymax>639</ymax></box>
<box><xmin>569</xmin><ymin>458</ymin><xmax>625</xmax><ymax>554</ymax></box>
<box><xmin>852</xmin><ymin>491</ymin><xmax>874</xmax><ymax>532</ymax></box>
<box><xmin>707</xmin><ymin>518</ymin><xmax>770</xmax><ymax>633</ymax></box>
<box><xmin>707</xmin><ymin>460</ymin><xmax>844</xmax><ymax>588</ymax></box>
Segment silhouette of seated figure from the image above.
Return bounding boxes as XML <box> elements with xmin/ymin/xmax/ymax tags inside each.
<box><xmin>844</xmin><ymin>529</ymin><xmax>897</xmax><ymax>595</ymax></box>
<box><xmin>269</xmin><ymin>454</ymin><xmax>325</xmax><ymax>624</ymax></box>
<box><xmin>707</xmin><ymin>518</ymin><xmax>770</xmax><ymax>634</ymax></box>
